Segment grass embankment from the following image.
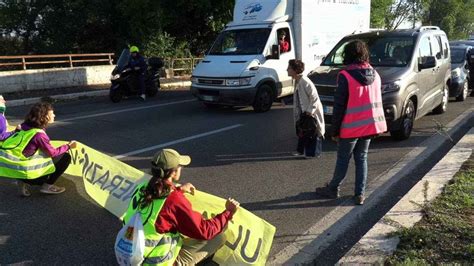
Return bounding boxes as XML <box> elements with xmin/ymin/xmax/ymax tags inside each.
<box><xmin>387</xmin><ymin>156</ymin><xmax>473</xmax><ymax>265</ymax></box>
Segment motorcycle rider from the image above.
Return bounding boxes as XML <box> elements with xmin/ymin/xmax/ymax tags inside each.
<box><xmin>128</xmin><ymin>46</ymin><xmax>147</xmax><ymax>100</ymax></box>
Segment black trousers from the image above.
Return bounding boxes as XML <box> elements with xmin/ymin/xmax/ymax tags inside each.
<box><xmin>296</xmin><ymin>135</ymin><xmax>322</xmax><ymax>157</ymax></box>
<box><xmin>22</xmin><ymin>153</ymin><xmax>71</xmax><ymax>186</ymax></box>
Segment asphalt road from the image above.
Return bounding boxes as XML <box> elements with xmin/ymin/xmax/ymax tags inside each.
<box><xmin>1</xmin><ymin>90</ymin><xmax>473</xmax><ymax>264</ymax></box>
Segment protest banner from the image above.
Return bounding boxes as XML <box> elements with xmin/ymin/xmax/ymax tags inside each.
<box><xmin>52</xmin><ymin>141</ymin><xmax>276</xmax><ymax>265</ymax></box>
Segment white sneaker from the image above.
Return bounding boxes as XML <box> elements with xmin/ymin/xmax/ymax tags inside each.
<box><xmin>140</xmin><ymin>94</ymin><xmax>146</xmax><ymax>101</ymax></box>
<box><xmin>17</xmin><ymin>181</ymin><xmax>31</xmax><ymax>197</ymax></box>
<box><xmin>40</xmin><ymin>184</ymin><xmax>66</xmax><ymax>195</ymax></box>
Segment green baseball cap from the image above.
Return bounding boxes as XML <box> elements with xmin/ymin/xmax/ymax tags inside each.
<box><xmin>152</xmin><ymin>149</ymin><xmax>191</xmax><ymax>170</ymax></box>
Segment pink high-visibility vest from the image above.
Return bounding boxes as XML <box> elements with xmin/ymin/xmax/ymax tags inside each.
<box><xmin>339</xmin><ymin>66</ymin><xmax>387</xmax><ymax>138</ymax></box>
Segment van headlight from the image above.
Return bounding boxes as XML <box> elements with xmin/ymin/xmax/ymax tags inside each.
<box><xmin>381</xmin><ymin>80</ymin><xmax>401</xmax><ymax>94</ymax></box>
<box><xmin>451</xmin><ymin>68</ymin><xmax>461</xmax><ymax>79</ymax></box>
<box><xmin>110</xmin><ymin>74</ymin><xmax>121</xmax><ymax>81</ymax></box>
<box><xmin>225</xmin><ymin>77</ymin><xmax>252</xmax><ymax>86</ymax></box>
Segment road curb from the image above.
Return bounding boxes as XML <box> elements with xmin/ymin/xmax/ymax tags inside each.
<box><xmin>268</xmin><ymin>107</ymin><xmax>474</xmax><ymax>265</ymax></box>
<box><xmin>338</xmin><ymin>127</ymin><xmax>473</xmax><ymax>265</ymax></box>
<box><xmin>6</xmin><ymin>81</ymin><xmax>190</xmax><ymax>107</ymax></box>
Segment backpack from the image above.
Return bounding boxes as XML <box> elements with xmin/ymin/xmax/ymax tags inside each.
<box><xmin>115</xmin><ymin>213</ymin><xmax>146</xmax><ymax>266</ymax></box>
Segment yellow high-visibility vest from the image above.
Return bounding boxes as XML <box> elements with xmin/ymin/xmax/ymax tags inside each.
<box><xmin>123</xmin><ymin>183</ymin><xmax>182</xmax><ymax>266</ymax></box>
<box><xmin>0</xmin><ymin>128</ymin><xmax>55</xmax><ymax>179</ymax></box>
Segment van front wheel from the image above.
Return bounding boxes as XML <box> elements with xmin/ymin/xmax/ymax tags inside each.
<box><xmin>390</xmin><ymin>99</ymin><xmax>415</xmax><ymax>140</ymax></box>
<box><xmin>252</xmin><ymin>85</ymin><xmax>274</xmax><ymax>113</ymax></box>
<box><xmin>432</xmin><ymin>85</ymin><xmax>448</xmax><ymax>114</ymax></box>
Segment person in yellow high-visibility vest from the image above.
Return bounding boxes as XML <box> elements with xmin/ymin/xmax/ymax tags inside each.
<box><xmin>0</xmin><ymin>102</ymin><xmax>78</xmax><ymax>197</ymax></box>
<box><xmin>123</xmin><ymin>149</ymin><xmax>240</xmax><ymax>265</ymax></box>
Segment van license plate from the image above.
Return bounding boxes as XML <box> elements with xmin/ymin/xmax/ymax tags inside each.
<box><xmin>202</xmin><ymin>95</ymin><xmax>216</xmax><ymax>102</ymax></box>
<box><xmin>323</xmin><ymin>105</ymin><xmax>333</xmax><ymax>115</ymax></box>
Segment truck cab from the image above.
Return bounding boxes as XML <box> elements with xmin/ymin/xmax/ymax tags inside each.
<box><xmin>191</xmin><ymin>0</ymin><xmax>370</xmax><ymax>112</ymax></box>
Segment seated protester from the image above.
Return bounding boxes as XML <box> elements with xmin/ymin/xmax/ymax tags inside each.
<box><xmin>279</xmin><ymin>32</ymin><xmax>289</xmax><ymax>53</ymax></box>
<box><xmin>123</xmin><ymin>149</ymin><xmax>240</xmax><ymax>265</ymax></box>
<box><xmin>0</xmin><ymin>95</ymin><xmax>16</xmax><ymax>141</ymax></box>
<box><xmin>1</xmin><ymin>102</ymin><xmax>77</xmax><ymax>197</ymax></box>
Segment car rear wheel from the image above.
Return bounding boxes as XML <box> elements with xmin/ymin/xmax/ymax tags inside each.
<box><xmin>390</xmin><ymin>99</ymin><xmax>415</xmax><ymax>140</ymax></box>
<box><xmin>455</xmin><ymin>81</ymin><xmax>468</xmax><ymax>101</ymax></box>
<box><xmin>252</xmin><ymin>84</ymin><xmax>274</xmax><ymax>113</ymax></box>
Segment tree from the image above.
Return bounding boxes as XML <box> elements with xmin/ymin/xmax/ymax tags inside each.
<box><xmin>370</xmin><ymin>0</ymin><xmax>430</xmax><ymax>30</ymax></box>
<box><xmin>156</xmin><ymin>0</ymin><xmax>234</xmax><ymax>55</ymax></box>
<box><xmin>371</xmin><ymin>0</ymin><xmax>392</xmax><ymax>29</ymax></box>
<box><xmin>0</xmin><ymin>0</ymin><xmax>48</xmax><ymax>53</ymax></box>
<box><xmin>424</xmin><ymin>0</ymin><xmax>474</xmax><ymax>39</ymax></box>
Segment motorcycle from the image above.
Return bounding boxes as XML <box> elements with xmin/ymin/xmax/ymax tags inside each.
<box><xmin>109</xmin><ymin>48</ymin><xmax>164</xmax><ymax>103</ymax></box>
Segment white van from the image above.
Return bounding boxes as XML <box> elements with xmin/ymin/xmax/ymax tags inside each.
<box><xmin>191</xmin><ymin>0</ymin><xmax>371</xmax><ymax>112</ymax></box>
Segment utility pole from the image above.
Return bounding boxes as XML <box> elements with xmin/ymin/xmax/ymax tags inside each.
<box><xmin>412</xmin><ymin>0</ymin><xmax>416</xmax><ymax>29</ymax></box>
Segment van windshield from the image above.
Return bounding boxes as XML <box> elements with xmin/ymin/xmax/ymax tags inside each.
<box><xmin>322</xmin><ymin>36</ymin><xmax>416</xmax><ymax>67</ymax></box>
<box><xmin>208</xmin><ymin>28</ymin><xmax>271</xmax><ymax>55</ymax></box>
<box><xmin>450</xmin><ymin>49</ymin><xmax>466</xmax><ymax>64</ymax></box>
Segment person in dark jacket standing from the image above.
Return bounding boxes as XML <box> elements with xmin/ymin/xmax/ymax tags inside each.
<box><xmin>128</xmin><ymin>45</ymin><xmax>147</xmax><ymax>101</ymax></box>
<box><xmin>466</xmin><ymin>47</ymin><xmax>474</xmax><ymax>94</ymax></box>
<box><xmin>315</xmin><ymin>40</ymin><xmax>387</xmax><ymax>205</ymax></box>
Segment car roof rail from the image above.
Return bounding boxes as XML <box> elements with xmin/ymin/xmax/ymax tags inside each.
<box><xmin>369</xmin><ymin>28</ymin><xmax>385</xmax><ymax>31</ymax></box>
<box><xmin>417</xmin><ymin>26</ymin><xmax>440</xmax><ymax>32</ymax></box>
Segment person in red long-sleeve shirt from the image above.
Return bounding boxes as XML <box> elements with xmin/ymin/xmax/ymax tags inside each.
<box><xmin>16</xmin><ymin>102</ymin><xmax>77</xmax><ymax>197</ymax></box>
<box><xmin>125</xmin><ymin>149</ymin><xmax>239</xmax><ymax>265</ymax></box>
<box><xmin>279</xmin><ymin>32</ymin><xmax>289</xmax><ymax>53</ymax></box>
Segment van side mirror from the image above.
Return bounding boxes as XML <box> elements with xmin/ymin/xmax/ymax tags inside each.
<box><xmin>418</xmin><ymin>56</ymin><xmax>436</xmax><ymax>70</ymax></box>
<box><xmin>270</xmin><ymin>44</ymin><xmax>280</xmax><ymax>60</ymax></box>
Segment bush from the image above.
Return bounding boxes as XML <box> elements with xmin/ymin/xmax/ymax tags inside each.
<box><xmin>143</xmin><ymin>32</ymin><xmax>191</xmax><ymax>60</ymax></box>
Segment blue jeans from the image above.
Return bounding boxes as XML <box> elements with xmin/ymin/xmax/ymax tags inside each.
<box><xmin>329</xmin><ymin>138</ymin><xmax>371</xmax><ymax>196</ymax></box>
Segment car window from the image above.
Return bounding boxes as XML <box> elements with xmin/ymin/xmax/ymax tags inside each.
<box><xmin>209</xmin><ymin>28</ymin><xmax>271</xmax><ymax>55</ymax></box>
<box><xmin>276</xmin><ymin>28</ymin><xmax>291</xmax><ymax>54</ymax></box>
<box><xmin>419</xmin><ymin>37</ymin><xmax>432</xmax><ymax>57</ymax></box>
<box><xmin>442</xmin><ymin>35</ymin><xmax>450</xmax><ymax>59</ymax></box>
<box><xmin>432</xmin><ymin>36</ymin><xmax>442</xmax><ymax>59</ymax></box>
<box><xmin>451</xmin><ymin>49</ymin><xmax>466</xmax><ymax>64</ymax></box>
<box><xmin>322</xmin><ymin>36</ymin><xmax>415</xmax><ymax>67</ymax></box>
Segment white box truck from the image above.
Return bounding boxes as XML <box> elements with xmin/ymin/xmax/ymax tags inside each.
<box><xmin>191</xmin><ymin>0</ymin><xmax>370</xmax><ymax>112</ymax></box>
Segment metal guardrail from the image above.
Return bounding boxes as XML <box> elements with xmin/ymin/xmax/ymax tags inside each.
<box><xmin>165</xmin><ymin>57</ymin><xmax>203</xmax><ymax>75</ymax></box>
<box><xmin>0</xmin><ymin>53</ymin><xmax>203</xmax><ymax>75</ymax></box>
<box><xmin>0</xmin><ymin>53</ymin><xmax>114</xmax><ymax>70</ymax></box>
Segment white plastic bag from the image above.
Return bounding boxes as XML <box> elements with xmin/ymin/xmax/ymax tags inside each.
<box><xmin>115</xmin><ymin>213</ymin><xmax>146</xmax><ymax>266</ymax></box>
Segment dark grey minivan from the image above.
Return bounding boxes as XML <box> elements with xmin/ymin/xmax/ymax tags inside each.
<box><xmin>309</xmin><ymin>26</ymin><xmax>451</xmax><ymax>140</ymax></box>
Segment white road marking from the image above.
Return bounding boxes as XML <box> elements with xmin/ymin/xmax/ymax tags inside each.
<box><xmin>216</xmin><ymin>155</ymin><xmax>299</xmax><ymax>161</ymax></box>
<box><xmin>60</xmin><ymin>99</ymin><xmax>196</xmax><ymax>122</ymax></box>
<box><xmin>114</xmin><ymin>124</ymin><xmax>243</xmax><ymax>159</ymax></box>
<box><xmin>216</xmin><ymin>152</ymin><xmax>294</xmax><ymax>157</ymax></box>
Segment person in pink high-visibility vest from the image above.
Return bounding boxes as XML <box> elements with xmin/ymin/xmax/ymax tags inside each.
<box><xmin>315</xmin><ymin>40</ymin><xmax>387</xmax><ymax>205</ymax></box>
